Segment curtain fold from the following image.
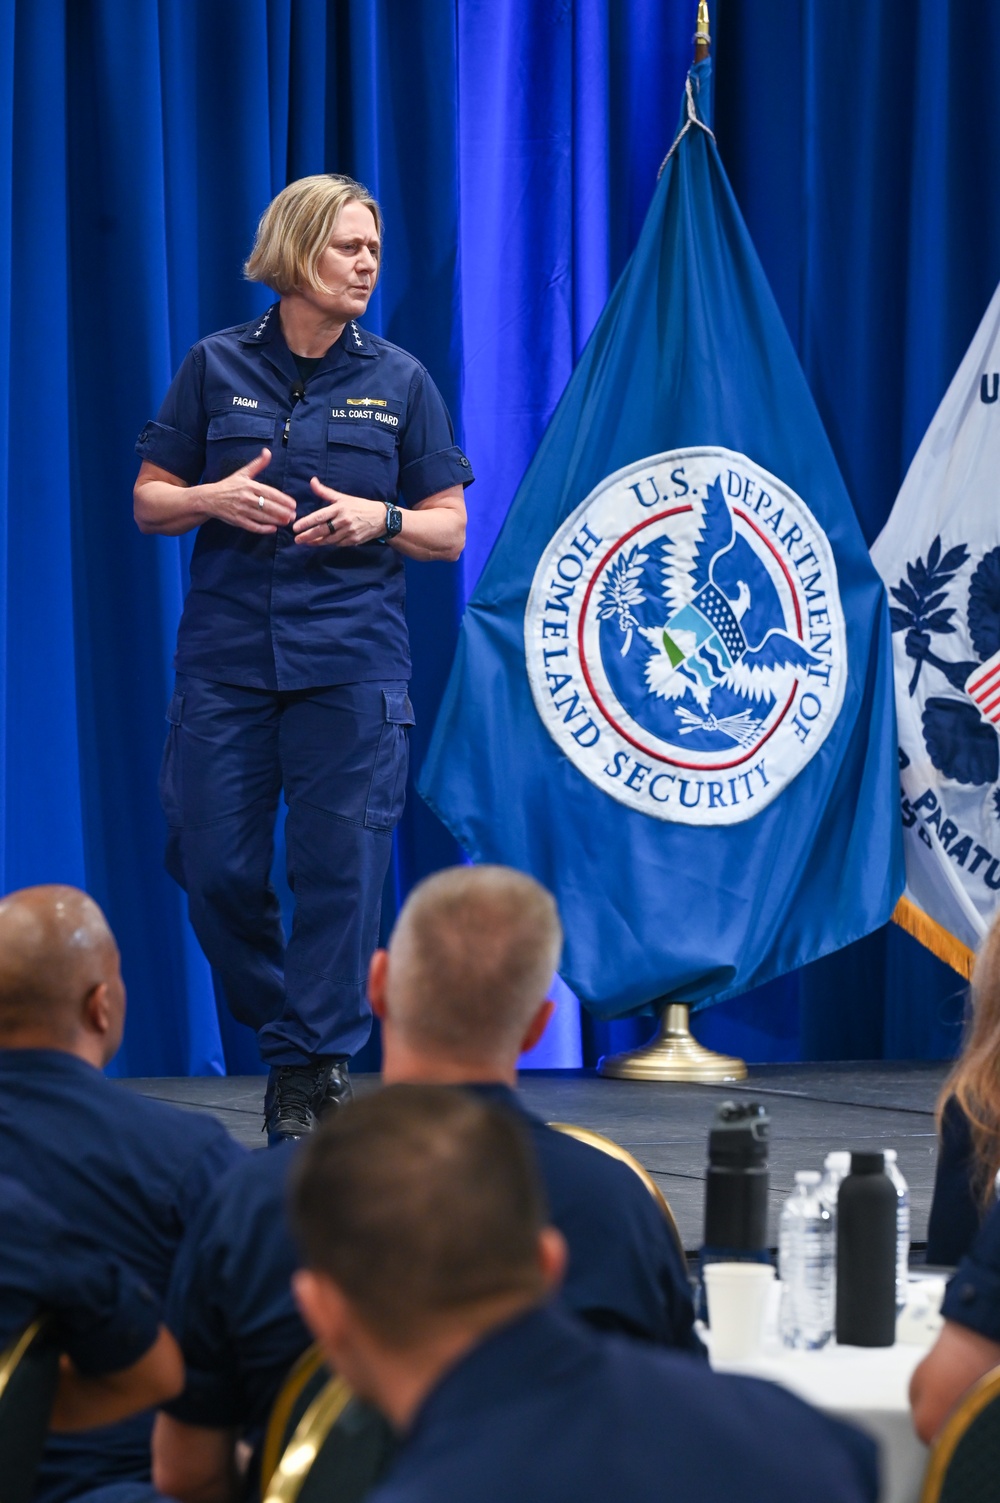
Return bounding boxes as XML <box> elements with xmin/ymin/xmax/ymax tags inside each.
<box><xmin>0</xmin><ymin>0</ymin><xmax>997</xmax><ymax>1072</ymax></box>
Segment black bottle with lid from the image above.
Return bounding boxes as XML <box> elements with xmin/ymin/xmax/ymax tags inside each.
<box><xmin>702</xmin><ymin>1100</ymin><xmax>770</xmax><ymax>1254</ymax></box>
<box><xmin>835</xmin><ymin>1150</ymin><xmax>897</xmax><ymax>1347</ymax></box>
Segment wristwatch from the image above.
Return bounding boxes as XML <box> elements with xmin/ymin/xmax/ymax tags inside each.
<box><xmin>381</xmin><ymin>502</ymin><xmax>403</xmax><ymax>542</ymax></box>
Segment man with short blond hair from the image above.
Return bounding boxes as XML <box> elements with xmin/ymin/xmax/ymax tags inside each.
<box><xmin>370</xmin><ymin>864</ymin><xmax>699</xmax><ymax>1348</ymax></box>
<box><xmin>382</xmin><ymin>863</ymin><xmax>562</xmax><ymax>1061</ymax></box>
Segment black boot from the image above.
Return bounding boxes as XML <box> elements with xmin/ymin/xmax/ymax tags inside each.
<box><xmin>263</xmin><ymin>1061</ymin><xmax>334</xmax><ymax>1147</ymax></box>
<box><xmin>316</xmin><ymin>1059</ymin><xmax>354</xmax><ymax>1118</ymax></box>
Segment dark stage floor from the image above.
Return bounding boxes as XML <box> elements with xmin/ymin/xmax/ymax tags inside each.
<box><xmin>122</xmin><ymin>1062</ymin><xmax>951</xmax><ymax>1254</ymax></box>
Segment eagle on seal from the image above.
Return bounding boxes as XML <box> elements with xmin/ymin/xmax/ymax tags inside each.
<box><xmin>639</xmin><ymin>475</ymin><xmax>819</xmax><ymax>724</ymax></box>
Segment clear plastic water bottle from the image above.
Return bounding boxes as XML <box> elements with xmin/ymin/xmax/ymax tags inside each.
<box><xmin>779</xmin><ymin>1170</ymin><xmax>833</xmax><ymax>1349</ymax></box>
<box><xmin>884</xmin><ymin>1149</ymin><xmax>911</xmax><ymax>1311</ymax></box>
<box><xmin>818</xmin><ymin>1151</ymin><xmax>851</xmax><ymax>1225</ymax></box>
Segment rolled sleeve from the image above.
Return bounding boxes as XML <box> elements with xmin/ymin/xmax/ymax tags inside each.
<box><xmin>20</xmin><ymin>1189</ymin><xmax>163</xmax><ymax>1375</ymax></box>
<box><xmin>61</xmin><ymin>1266</ymin><xmax>162</xmax><ymax>1377</ymax></box>
<box><xmin>135</xmin><ymin>420</ymin><xmax>205</xmax><ymax>484</ymax></box>
<box><xmin>163</xmin><ymin>1362</ymin><xmax>243</xmax><ymax>1429</ymax></box>
<box><xmin>398</xmin><ymin>366</ymin><xmax>473</xmax><ymax>505</ymax></box>
<box><xmin>942</xmin><ymin>1198</ymin><xmax>1000</xmax><ymax>1341</ymax></box>
<box><xmin>401</xmin><ymin>444</ymin><xmax>474</xmax><ymax>504</ymax></box>
<box><xmin>135</xmin><ymin>345</ymin><xmax>208</xmax><ymax>484</ymax></box>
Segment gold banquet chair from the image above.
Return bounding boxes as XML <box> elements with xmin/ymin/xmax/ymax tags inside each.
<box><xmin>260</xmin><ymin>1344</ymin><xmax>330</xmax><ymax>1495</ymax></box>
<box><xmin>262</xmin><ymin>1352</ymin><xmax>396</xmax><ymax>1503</ymax></box>
<box><xmin>0</xmin><ymin>1318</ymin><xmax>61</xmax><ymax>1503</ymax></box>
<box><xmin>548</xmin><ymin>1121</ymin><xmax>685</xmax><ymax>1258</ymax></box>
<box><xmin>920</xmin><ymin>1362</ymin><xmax>1000</xmax><ymax>1503</ymax></box>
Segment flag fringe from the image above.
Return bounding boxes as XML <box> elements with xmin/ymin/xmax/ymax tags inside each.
<box><xmin>892</xmin><ymin>895</ymin><xmax>975</xmax><ymax>980</ymax></box>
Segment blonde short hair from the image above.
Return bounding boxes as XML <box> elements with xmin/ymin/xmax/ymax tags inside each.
<box><xmin>244</xmin><ymin>174</ymin><xmax>382</xmax><ymax>297</ymax></box>
<box><xmin>387</xmin><ymin>865</ymin><xmax>563</xmax><ymax>1062</ymax></box>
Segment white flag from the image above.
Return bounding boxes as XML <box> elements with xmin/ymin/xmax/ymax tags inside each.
<box><xmin>872</xmin><ymin>282</ymin><xmax>1000</xmax><ymax>954</ymax></box>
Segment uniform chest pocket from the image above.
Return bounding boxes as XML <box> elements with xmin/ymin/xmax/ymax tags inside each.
<box><xmin>326</xmin><ymin>419</ymin><xmax>398</xmax><ymax>499</ymax></box>
<box><xmin>205</xmin><ymin>410</ymin><xmax>278</xmax><ymax>480</ymax></box>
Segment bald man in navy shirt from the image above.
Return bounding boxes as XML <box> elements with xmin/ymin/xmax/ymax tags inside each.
<box><xmin>0</xmin><ymin>886</ymin><xmax>243</xmax><ymax>1503</ymax></box>
<box><xmin>292</xmin><ymin>1086</ymin><xmax>878</xmax><ymax>1503</ymax></box>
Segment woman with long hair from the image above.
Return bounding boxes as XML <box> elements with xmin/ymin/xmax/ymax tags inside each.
<box><xmin>926</xmin><ymin>915</ymin><xmax>1000</xmax><ymax>1264</ymax></box>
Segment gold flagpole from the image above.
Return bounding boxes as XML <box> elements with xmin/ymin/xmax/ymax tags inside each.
<box><xmin>694</xmin><ymin>0</ymin><xmax>710</xmax><ymax>62</ymax></box>
<box><xmin>599</xmin><ymin>0</ymin><xmax>747</xmax><ymax>1086</ymax></box>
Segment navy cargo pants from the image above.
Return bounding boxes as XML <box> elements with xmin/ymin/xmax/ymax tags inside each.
<box><xmin>159</xmin><ymin>673</ymin><xmax>413</xmax><ymax>1066</ymax></box>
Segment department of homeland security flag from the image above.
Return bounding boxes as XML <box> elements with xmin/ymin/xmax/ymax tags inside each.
<box><xmin>421</xmin><ymin>59</ymin><xmax>902</xmax><ymax>1019</ymax></box>
<box><xmin>871</xmin><ymin>281</ymin><xmax>1000</xmax><ymax>961</ymax></box>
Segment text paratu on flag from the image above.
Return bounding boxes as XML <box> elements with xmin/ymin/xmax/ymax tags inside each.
<box><xmin>872</xmin><ymin>279</ymin><xmax>1000</xmax><ymax>954</ymax></box>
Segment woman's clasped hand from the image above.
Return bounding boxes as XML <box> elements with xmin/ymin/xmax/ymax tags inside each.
<box><xmin>292</xmin><ymin>478</ymin><xmax>389</xmax><ymax>547</ymax></box>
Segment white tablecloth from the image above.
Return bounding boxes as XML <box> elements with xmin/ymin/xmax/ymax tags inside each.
<box><xmin>707</xmin><ymin>1337</ymin><xmax>928</xmax><ymax>1503</ymax></box>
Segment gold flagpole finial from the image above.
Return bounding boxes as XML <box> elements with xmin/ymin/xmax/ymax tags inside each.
<box><xmin>694</xmin><ymin>0</ymin><xmax>710</xmax><ymax>61</ymax></box>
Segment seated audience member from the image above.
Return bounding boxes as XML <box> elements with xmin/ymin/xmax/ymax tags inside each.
<box><xmin>0</xmin><ymin>1174</ymin><xmax>183</xmax><ymax>1432</ymax></box>
<box><xmin>154</xmin><ymin>864</ymin><xmax>700</xmax><ymax>1503</ymax></box>
<box><xmin>911</xmin><ymin>1193</ymin><xmax>1000</xmax><ymax>1441</ymax></box>
<box><xmin>372</xmin><ymin>865</ymin><xmax>700</xmax><ymax>1349</ymax></box>
<box><xmin>291</xmin><ymin>1086</ymin><xmax>879</xmax><ymax>1503</ymax></box>
<box><xmin>926</xmin><ymin>916</ymin><xmax>1000</xmax><ymax>1265</ymax></box>
<box><xmin>0</xmin><ymin>884</ymin><xmax>244</xmax><ymax>1503</ymax></box>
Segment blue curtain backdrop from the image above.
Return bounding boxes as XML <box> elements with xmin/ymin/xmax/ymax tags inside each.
<box><xmin>0</xmin><ymin>0</ymin><xmax>997</xmax><ymax>1075</ymax></box>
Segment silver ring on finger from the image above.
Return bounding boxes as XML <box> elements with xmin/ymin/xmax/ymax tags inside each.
<box><xmin>326</xmin><ymin>519</ymin><xmax>336</xmax><ymax>536</ymax></box>
<box><xmin>257</xmin><ymin>495</ymin><xmax>266</xmax><ymax>510</ymax></box>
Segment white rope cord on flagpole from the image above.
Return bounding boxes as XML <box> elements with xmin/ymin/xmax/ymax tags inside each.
<box><xmin>657</xmin><ymin>74</ymin><xmax>716</xmax><ymax>178</ymax></box>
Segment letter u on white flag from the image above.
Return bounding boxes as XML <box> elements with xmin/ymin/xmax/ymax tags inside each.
<box><xmin>872</xmin><ymin>280</ymin><xmax>1000</xmax><ymax>964</ymax></box>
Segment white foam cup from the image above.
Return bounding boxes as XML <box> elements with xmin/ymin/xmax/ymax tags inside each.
<box><xmin>704</xmin><ymin>1262</ymin><xmax>776</xmax><ymax>1362</ymax></box>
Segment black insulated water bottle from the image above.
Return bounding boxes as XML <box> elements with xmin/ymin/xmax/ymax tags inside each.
<box><xmin>835</xmin><ymin>1150</ymin><xmax>897</xmax><ymax>1347</ymax></box>
<box><xmin>702</xmin><ymin>1101</ymin><xmax>770</xmax><ymax>1256</ymax></box>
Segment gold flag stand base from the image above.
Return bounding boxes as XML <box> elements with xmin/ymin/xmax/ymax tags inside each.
<box><xmin>597</xmin><ymin>1003</ymin><xmax>748</xmax><ymax>1083</ymax></box>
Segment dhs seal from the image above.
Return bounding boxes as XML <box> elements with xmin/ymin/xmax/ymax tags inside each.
<box><xmin>525</xmin><ymin>446</ymin><xmax>846</xmax><ymax>825</ymax></box>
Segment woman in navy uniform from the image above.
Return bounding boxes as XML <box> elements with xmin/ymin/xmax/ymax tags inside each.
<box><xmin>134</xmin><ymin>175</ymin><xmax>472</xmax><ymax>1142</ymax></box>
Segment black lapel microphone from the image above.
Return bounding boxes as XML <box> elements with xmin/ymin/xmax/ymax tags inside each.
<box><xmin>284</xmin><ymin>381</ymin><xmax>306</xmax><ymax>446</ymax></box>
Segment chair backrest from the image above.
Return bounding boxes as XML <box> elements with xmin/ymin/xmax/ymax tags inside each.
<box><xmin>262</xmin><ymin>1373</ymin><xmax>396</xmax><ymax>1503</ymax></box>
<box><xmin>0</xmin><ymin>1318</ymin><xmax>60</xmax><ymax>1503</ymax></box>
<box><xmin>260</xmin><ymin>1344</ymin><xmax>329</xmax><ymax>1496</ymax></box>
<box><xmin>920</xmin><ymin>1362</ymin><xmax>1000</xmax><ymax>1503</ymax></box>
<box><xmin>548</xmin><ymin>1120</ymin><xmax>685</xmax><ymax>1258</ymax></box>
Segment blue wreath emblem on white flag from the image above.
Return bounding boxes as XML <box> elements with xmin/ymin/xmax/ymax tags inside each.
<box><xmin>890</xmin><ymin>538</ymin><xmax>1000</xmax><ymax>792</ymax></box>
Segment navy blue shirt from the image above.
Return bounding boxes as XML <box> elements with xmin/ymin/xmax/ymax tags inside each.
<box><xmin>164</xmin><ymin>1142</ymin><xmax>307</xmax><ymax>1433</ymax></box>
<box><xmin>927</xmin><ymin>1095</ymin><xmax>984</xmax><ymax>1267</ymax></box>
<box><xmin>0</xmin><ymin>1049</ymin><xmax>244</xmax><ymax>1503</ymax></box>
<box><xmin>369</xmin><ymin>1305</ymin><xmax>878</xmax><ymax>1503</ymax></box>
<box><xmin>468</xmin><ymin>1083</ymin><xmax>702</xmax><ymax>1352</ymax></box>
<box><xmin>941</xmin><ymin>1194</ymin><xmax>1000</xmax><ymax>1341</ymax></box>
<box><xmin>136</xmin><ymin>305</ymin><xmax>473</xmax><ymax>691</ymax></box>
<box><xmin>0</xmin><ymin>1175</ymin><xmax>160</xmax><ymax>1374</ymax></box>
<box><xmin>164</xmin><ymin>1078</ymin><xmax>701</xmax><ymax>1456</ymax></box>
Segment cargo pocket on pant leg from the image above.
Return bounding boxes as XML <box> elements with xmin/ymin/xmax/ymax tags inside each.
<box><xmin>158</xmin><ymin>688</ymin><xmax>185</xmax><ymax>826</ymax></box>
<box><xmin>364</xmin><ymin>690</ymin><xmax>414</xmax><ymax>831</ymax></box>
